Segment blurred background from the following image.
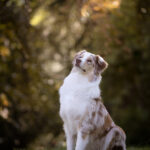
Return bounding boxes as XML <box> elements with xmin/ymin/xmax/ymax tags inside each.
<box><xmin>0</xmin><ymin>0</ymin><xmax>150</xmax><ymax>150</ymax></box>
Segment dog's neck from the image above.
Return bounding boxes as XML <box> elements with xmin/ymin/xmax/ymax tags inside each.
<box><xmin>60</xmin><ymin>66</ymin><xmax>101</xmax><ymax>101</ymax></box>
<box><xmin>71</xmin><ymin>67</ymin><xmax>101</xmax><ymax>82</ymax></box>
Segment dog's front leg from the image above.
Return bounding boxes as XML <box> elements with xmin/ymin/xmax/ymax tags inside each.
<box><xmin>64</xmin><ymin>124</ymin><xmax>76</xmax><ymax>150</ymax></box>
<box><xmin>75</xmin><ymin>130</ymin><xmax>89</xmax><ymax>150</ymax></box>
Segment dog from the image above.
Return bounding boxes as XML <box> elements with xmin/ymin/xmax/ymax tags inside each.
<box><xmin>59</xmin><ymin>50</ymin><xmax>126</xmax><ymax>150</ymax></box>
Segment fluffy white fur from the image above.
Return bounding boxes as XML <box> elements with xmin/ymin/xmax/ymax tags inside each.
<box><xmin>59</xmin><ymin>50</ymin><xmax>126</xmax><ymax>150</ymax></box>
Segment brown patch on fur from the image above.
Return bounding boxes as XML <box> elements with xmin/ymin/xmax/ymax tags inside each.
<box><xmin>104</xmin><ymin>114</ymin><xmax>113</xmax><ymax>131</ymax></box>
<box><xmin>98</xmin><ymin>110</ymin><xmax>103</xmax><ymax>117</ymax></box>
<box><xmin>79</xmin><ymin>99</ymin><xmax>102</xmax><ymax>136</ymax></box>
<box><xmin>94</xmin><ymin>97</ymin><xmax>102</xmax><ymax>102</ymax></box>
<box><xmin>82</xmin><ymin>132</ymin><xmax>88</xmax><ymax>139</ymax></box>
<box><xmin>116</xmin><ymin>126</ymin><xmax>126</xmax><ymax>137</ymax></box>
<box><xmin>77</xmin><ymin>97</ymin><xmax>126</xmax><ymax>150</ymax></box>
<box><xmin>92</xmin><ymin>112</ymin><xmax>96</xmax><ymax>117</ymax></box>
<box><xmin>95</xmin><ymin>113</ymin><xmax>114</xmax><ymax>140</ymax></box>
<box><xmin>81</xmin><ymin>98</ymin><xmax>113</xmax><ymax>139</ymax></box>
<box><xmin>73</xmin><ymin>50</ymin><xmax>86</xmax><ymax>66</ymax></box>
<box><xmin>106</xmin><ymin>136</ymin><xmax>124</xmax><ymax>150</ymax></box>
<box><xmin>88</xmin><ymin>99</ymin><xmax>115</xmax><ymax>140</ymax></box>
<box><xmin>78</xmin><ymin>96</ymin><xmax>125</xmax><ymax>150</ymax></box>
<box><xmin>74</xmin><ymin>50</ymin><xmax>86</xmax><ymax>59</ymax></box>
<box><xmin>98</xmin><ymin>127</ymin><xmax>113</xmax><ymax>140</ymax></box>
<box><xmin>94</xmin><ymin>55</ymin><xmax>108</xmax><ymax>75</ymax></box>
<box><xmin>106</xmin><ymin>126</ymin><xmax>126</xmax><ymax>150</ymax></box>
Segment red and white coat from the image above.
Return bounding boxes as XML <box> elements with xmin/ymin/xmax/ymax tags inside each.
<box><xmin>59</xmin><ymin>50</ymin><xmax>126</xmax><ymax>150</ymax></box>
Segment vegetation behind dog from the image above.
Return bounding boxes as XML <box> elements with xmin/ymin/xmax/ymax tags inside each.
<box><xmin>0</xmin><ymin>0</ymin><xmax>150</xmax><ymax>149</ymax></box>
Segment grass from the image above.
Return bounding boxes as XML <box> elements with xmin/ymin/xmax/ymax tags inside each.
<box><xmin>13</xmin><ymin>146</ymin><xmax>150</xmax><ymax>150</ymax></box>
<box><xmin>127</xmin><ymin>147</ymin><xmax>150</xmax><ymax>150</ymax></box>
<box><xmin>49</xmin><ymin>147</ymin><xmax>150</xmax><ymax>150</ymax></box>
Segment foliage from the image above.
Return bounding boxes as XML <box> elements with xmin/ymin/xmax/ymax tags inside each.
<box><xmin>0</xmin><ymin>0</ymin><xmax>150</xmax><ymax>149</ymax></box>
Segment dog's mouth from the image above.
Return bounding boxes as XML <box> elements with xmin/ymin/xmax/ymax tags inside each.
<box><xmin>80</xmin><ymin>67</ymin><xmax>86</xmax><ymax>72</ymax></box>
<box><xmin>75</xmin><ymin>64</ymin><xmax>86</xmax><ymax>72</ymax></box>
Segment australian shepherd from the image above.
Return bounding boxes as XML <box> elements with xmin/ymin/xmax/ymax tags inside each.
<box><xmin>59</xmin><ymin>50</ymin><xmax>126</xmax><ymax>150</ymax></box>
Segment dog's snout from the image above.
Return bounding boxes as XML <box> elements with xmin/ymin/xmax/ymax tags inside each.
<box><xmin>76</xmin><ymin>58</ymin><xmax>81</xmax><ymax>66</ymax></box>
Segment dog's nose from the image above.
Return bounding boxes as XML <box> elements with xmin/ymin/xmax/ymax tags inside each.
<box><xmin>76</xmin><ymin>58</ymin><xmax>81</xmax><ymax>66</ymax></box>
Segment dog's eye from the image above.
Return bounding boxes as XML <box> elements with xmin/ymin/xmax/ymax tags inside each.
<box><xmin>87</xmin><ymin>59</ymin><xmax>92</xmax><ymax>62</ymax></box>
<box><xmin>87</xmin><ymin>59</ymin><xmax>92</xmax><ymax>64</ymax></box>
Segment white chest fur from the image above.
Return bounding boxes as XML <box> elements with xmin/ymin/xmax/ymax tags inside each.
<box><xmin>59</xmin><ymin>71</ymin><xmax>101</xmax><ymax>133</ymax></box>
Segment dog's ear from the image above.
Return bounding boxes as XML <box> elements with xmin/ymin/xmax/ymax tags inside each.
<box><xmin>72</xmin><ymin>50</ymin><xmax>86</xmax><ymax>65</ymax></box>
<box><xmin>94</xmin><ymin>55</ymin><xmax>108</xmax><ymax>75</ymax></box>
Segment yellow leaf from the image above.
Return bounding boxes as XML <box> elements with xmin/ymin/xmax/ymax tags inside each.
<box><xmin>0</xmin><ymin>46</ymin><xmax>10</xmax><ymax>57</ymax></box>
<box><xmin>0</xmin><ymin>93</ymin><xmax>10</xmax><ymax>107</ymax></box>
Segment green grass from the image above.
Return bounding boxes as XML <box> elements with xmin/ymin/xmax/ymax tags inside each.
<box><xmin>13</xmin><ymin>146</ymin><xmax>150</xmax><ymax>150</ymax></box>
<box><xmin>50</xmin><ymin>148</ymin><xmax>65</xmax><ymax>150</ymax></box>
<box><xmin>49</xmin><ymin>147</ymin><xmax>150</xmax><ymax>150</ymax></box>
<box><xmin>127</xmin><ymin>147</ymin><xmax>150</xmax><ymax>150</ymax></box>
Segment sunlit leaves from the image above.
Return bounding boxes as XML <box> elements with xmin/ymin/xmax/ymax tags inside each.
<box><xmin>0</xmin><ymin>46</ymin><xmax>10</xmax><ymax>57</ymax></box>
<box><xmin>0</xmin><ymin>93</ymin><xmax>10</xmax><ymax>107</ymax></box>
<box><xmin>0</xmin><ymin>0</ymin><xmax>150</xmax><ymax>148</ymax></box>
<box><xmin>80</xmin><ymin>0</ymin><xmax>121</xmax><ymax>20</ymax></box>
<box><xmin>30</xmin><ymin>8</ymin><xmax>49</xmax><ymax>26</ymax></box>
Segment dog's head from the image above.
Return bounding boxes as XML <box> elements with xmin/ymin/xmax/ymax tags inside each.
<box><xmin>73</xmin><ymin>50</ymin><xmax>108</xmax><ymax>75</ymax></box>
